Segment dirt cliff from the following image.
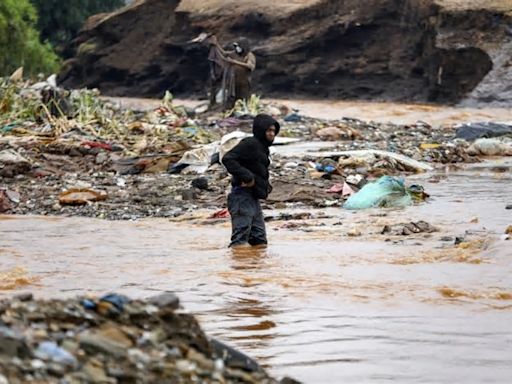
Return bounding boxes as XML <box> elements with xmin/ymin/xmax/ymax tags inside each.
<box><xmin>58</xmin><ymin>0</ymin><xmax>512</xmax><ymax>105</ymax></box>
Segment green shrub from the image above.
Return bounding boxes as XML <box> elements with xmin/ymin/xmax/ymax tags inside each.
<box><xmin>0</xmin><ymin>0</ymin><xmax>60</xmax><ymax>77</ymax></box>
<box><xmin>30</xmin><ymin>0</ymin><xmax>125</xmax><ymax>57</ymax></box>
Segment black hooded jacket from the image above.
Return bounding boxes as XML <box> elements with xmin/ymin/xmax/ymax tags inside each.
<box><xmin>222</xmin><ymin>114</ymin><xmax>280</xmax><ymax>199</ymax></box>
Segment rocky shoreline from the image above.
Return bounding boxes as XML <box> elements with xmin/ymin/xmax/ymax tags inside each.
<box><xmin>0</xmin><ymin>292</ymin><xmax>298</xmax><ymax>383</ymax></box>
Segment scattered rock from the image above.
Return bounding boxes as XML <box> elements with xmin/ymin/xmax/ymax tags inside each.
<box><xmin>402</xmin><ymin>223</ymin><xmax>421</xmax><ymax>235</ymax></box>
<box><xmin>347</xmin><ymin>228</ymin><xmax>362</xmax><ymax>237</ymax></box>
<box><xmin>414</xmin><ymin>221</ymin><xmax>437</xmax><ymax>233</ymax></box>
<box><xmin>402</xmin><ymin>221</ymin><xmax>437</xmax><ymax>235</ymax></box>
<box><xmin>147</xmin><ymin>292</ymin><xmax>180</xmax><ymax>310</ymax></box>
<box><xmin>0</xmin><ymin>190</ymin><xmax>13</xmax><ymax>213</ymax></box>
<box><xmin>315</xmin><ymin>127</ymin><xmax>346</xmax><ymax>141</ymax></box>
<box><xmin>381</xmin><ymin>225</ymin><xmax>392</xmax><ymax>234</ymax></box>
<box><xmin>192</xmin><ymin>176</ymin><xmax>209</xmax><ymax>190</ymax></box>
<box><xmin>0</xmin><ymin>326</ymin><xmax>30</xmax><ymax>358</ymax></box>
<box><xmin>4</xmin><ymin>190</ymin><xmax>20</xmax><ymax>204</ymax></box>
<box><xmin>0</xmin><ymin>149</ymin><xmax>31</xmax><ymax>178</ymax></box>
<box><xmin>13</xmin><ymin>292</ymin><xmax>33</xmax><ymax>302</ymax></box>
<box><xmin>34</xmin><ymin>341</ymin><xmax>77</xmax><ymax>367</ymax></box>
<box><xmin>381</xmin><ymin>221</ymin><xmax>437</xmax><ymax>236</ymax></box>
<box><xmin>181</xmin><ymin>188</ymin><xmax>197</xmax><ymax>201</ymax></box>
<box><xmin>79</xmin><ymin>332</ymin><xmax>127</xmax><ymax>358</ymax></box>
<box><xmin>95</xmin><ymin>151</ymin><xmax>109</xmax><ymax>165</ymax></box>
<box><xmin>280</xmin><ymin>377</ymin><xmax>303</xmax><ymax>384</ymax></box>
<box><xmin>0</xmin><ymin>295</ymin><xmax>285</xmax><ymax>383</ymax></box>
<box><xmin>210</xmin><ymin>338</ymin><xmax>262</xmax><ymax>373</ymax></box>
<box><xmin>81</xmin><ymin>359</ymin><xmax>111</xmax><ymax>383</ymax></box>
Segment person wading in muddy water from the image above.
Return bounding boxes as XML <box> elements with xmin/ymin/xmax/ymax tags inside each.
<box><xmin>208</xmin><ymin>35</ymin><xmax>256</xmax><ymax>109</ymax></box>
<box><xmin>222</xmin><ymin>114</ymin><xmax>280</xmax><ymax>248</ymax></box>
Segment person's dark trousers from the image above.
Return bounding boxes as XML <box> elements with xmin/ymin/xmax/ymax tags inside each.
<box><xmin>227</xmin><ymin>188</ymin><xmax>267</xmax><ymax>247</ymax></box>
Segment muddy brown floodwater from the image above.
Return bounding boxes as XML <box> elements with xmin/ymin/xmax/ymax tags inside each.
<box><xmin>2</xmin><ymin>158</ymin><xmax>511</xmax><ymax>383</ymax></box>
<box><xmin>107</xmin><ymin>97</ymin><xmax>512</xmax><ymax>127</ymax></box>
<box><xmin>2</xmin><ymin>97</ymin><xmax>512</xmax><ymax>383</ymax></box>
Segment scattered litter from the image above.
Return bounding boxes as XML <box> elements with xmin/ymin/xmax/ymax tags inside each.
<box><xmin>455</xmin><ymin>122</ymin><xmax>512</xmax><ymax>142</ymax></box>
<box><xmin>34</xmin><ymin>341</ymin><xmax>77</xmax><ymax>367</ymax></box>
<box><xmin>0</xmin><ymin>75</ymin><xmax>508</xmax><ymax>220</ymax></box>
<box><xmin>327</xmin><ymin>183</ymin><xmax>343</xmax><ymax>193</ymax></box>
<box><xmin>466</xmin><ymin>138</ymin><xmax>512</xmax><ymax>156</ymax></box>
<box><xmin>344</xmin><ymin>176</ymin><xmax>428</xmax><ymax>210</ymax></box>
<box><xmin>59</xmin><ymin>189</ymin><xmax>107</xmax><ymax>205</ymax></box>
<box><xmin>346</xmin><ymin>174</ymin><xmax>364</xmax><ymax>186</ymax></box>
<box><xmin>419</xmin><ymin>143</ymin><xmax>441</xmax><ymax>149</ymax></box>
<box><xmin>342</xmin><ymin>182</ymin><xmax>355</xmax><ymax>197</ymax></box>
<box><xmin>209</xmin><ymin>208</ymin><xmax>230</xmax><ymax>219</ymax></box>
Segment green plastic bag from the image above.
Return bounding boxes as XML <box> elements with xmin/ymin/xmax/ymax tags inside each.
<box><xmin>344</xmin><ymin>176</ymin><xmax>413</xmax><ymax>210</ymax></box>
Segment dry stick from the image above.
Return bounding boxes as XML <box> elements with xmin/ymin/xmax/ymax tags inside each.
<box><xmin>39</xmin><ymin>103</ymin><xmax>59</xmax><ymax>136</ymax></box>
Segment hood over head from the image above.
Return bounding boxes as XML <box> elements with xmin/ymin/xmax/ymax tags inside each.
<box><xmin>253</xmin><ymin>114</ymin><xmax>280</xmax><ymax>146</ymax></box>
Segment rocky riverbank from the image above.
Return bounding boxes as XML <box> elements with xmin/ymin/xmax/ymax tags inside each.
<box><xmin>0</xmin><ymin>292</ymin><xmax>298</xmax><ymax>383</ymax></box>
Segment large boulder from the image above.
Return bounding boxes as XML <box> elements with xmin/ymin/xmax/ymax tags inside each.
<box><xmin>59</xmin><ymin>0</ymin><xmax>512</xmax><ymax>105</ymax></box>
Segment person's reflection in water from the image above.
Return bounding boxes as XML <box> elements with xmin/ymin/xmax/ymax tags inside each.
<box><xmin>229</xmin><ymin>245</ymin><xmax>268</xmax><ymax>271</ymax></box>
<box><xmin>221</xmin><ymin>246</ymin><xmax>278</xmax><ymax>364</ymax></box>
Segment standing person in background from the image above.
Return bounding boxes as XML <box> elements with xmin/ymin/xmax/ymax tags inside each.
<box><xmin>209</xmin><ymin>36</ymin><xmax>256</xmax><ymax>109</ymax></box>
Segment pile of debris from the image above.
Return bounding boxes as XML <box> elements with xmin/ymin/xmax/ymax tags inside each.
<box><xmin>0</xmin><ymin>292</ymin><xmax>297</xmax><ymax>383</ymax></box>
<box><xmin>2</xmin><ymin>73</ymin><xmax>512</xmax><ymax>219</ymax></box>
<box><xmin>0</xmin><ymin>75</ymin><xmax>214</xmax><ymax>158</ymax></box>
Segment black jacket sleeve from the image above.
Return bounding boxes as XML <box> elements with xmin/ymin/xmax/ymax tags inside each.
<box><xmin>222</xmin><ymin>139</ymin><xmax>255</xmax><ymax>183</ymax></box>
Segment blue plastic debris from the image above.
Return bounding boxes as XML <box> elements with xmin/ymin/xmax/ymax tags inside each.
<box><xmin>80</xmin><ymin>299</ymin><xmax>96</xmax><ymax>310</ymax></box>
<box><xmin>34</xmin><ymin>341</ymin><xmax>77</xmax><ymax>367</ymax></box>
<box><xmin>315</xmin><ymin>164</ymin><xmax>336</xmax><ymax>173</ymax></box>
<box><xmin>99</xmin><ymin>293</ymin><xmax>130</xmax><ymax>311</ymax></box>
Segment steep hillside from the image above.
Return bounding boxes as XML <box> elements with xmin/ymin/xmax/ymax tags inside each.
<box><xmin>58</xmin><ymin>0</ymin><xmax>512</xmax><ymax>105</ymax></box>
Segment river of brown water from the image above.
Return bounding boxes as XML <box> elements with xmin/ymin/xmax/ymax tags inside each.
<box><xmin>1</xmin><ymin>156</ymin><xmax>511</xmax><ymax>383</ymax></box>
<box><xmin>107</xmin><ymin>97</ymin><xmax>512</xmax><ymax>127</ymax></box>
